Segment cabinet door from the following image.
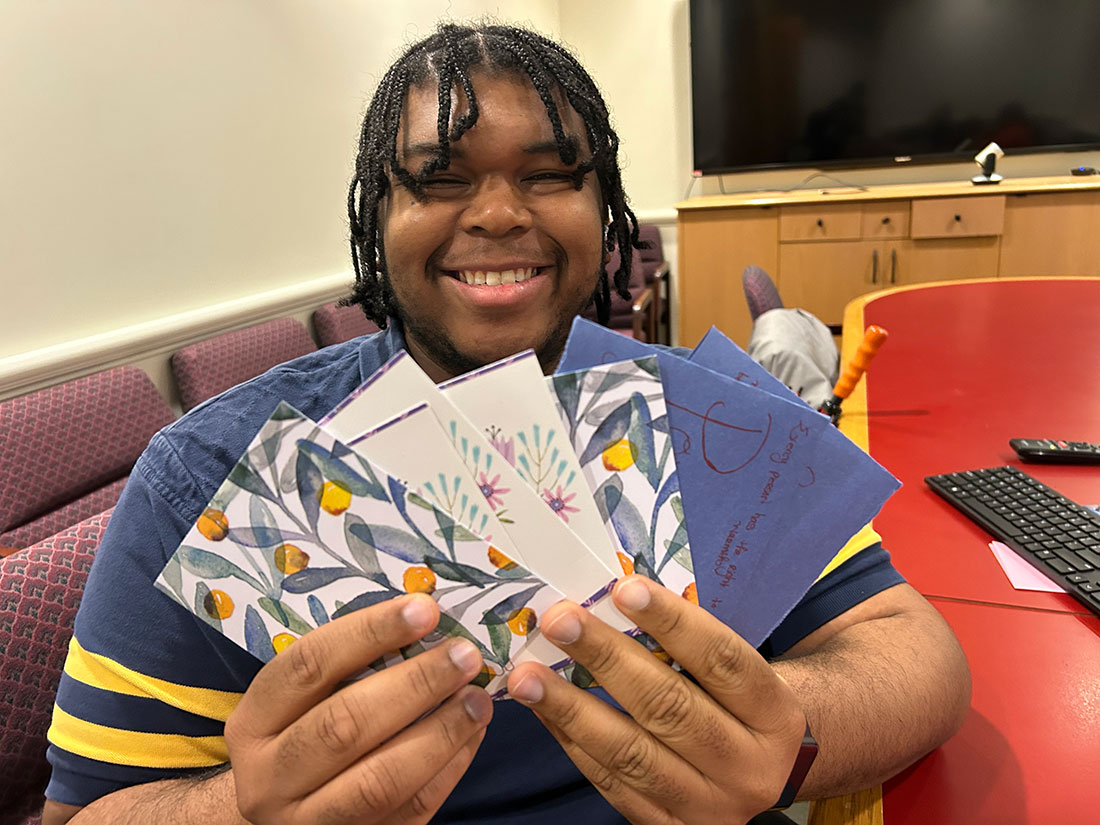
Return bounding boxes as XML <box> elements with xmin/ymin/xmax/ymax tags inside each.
<box><xmin>1000</xmin><ymin>192</ymin><xmax>1100</xmax><ymax>277</ymax></box>
<box><xmin>778</xmin><ymin>240</ymin><xmax>882</xmax><ymax>326</ymax></box>
<box><xmin>677</xmin><ymin>207</ymin><xmax>778</xmax><ymax>348</ymax></box>
<box><xmin>889</xmin><ymin>238</ymin><xmax>1001</xmax><ymax>286</ymax></box>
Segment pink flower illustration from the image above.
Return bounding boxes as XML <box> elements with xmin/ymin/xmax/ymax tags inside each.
<box><xmin>543</xmin><ymin>486</ymin><xmax>579</xmax><ymax>522</ymax></box>
<box><xmin>478</xmin><ymin>472</ymin><xmax>510</xmax><ymax>511</ymax></box>
<box><xmin>486</xmin><ymin>425</ymin><xmax>517</xmax><ymax>466</ymax></box>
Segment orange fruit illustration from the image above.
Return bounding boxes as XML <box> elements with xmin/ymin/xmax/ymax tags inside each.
<box><xmin>507</xmin><ymin>607</ymin><xmax>537</xmax><ymax>635</ymax></box>
<box><xmin>319</xmin><ymin>480</ymin><xmax>352</xmax><ymax>515</ymax></box>
<box><xmin>197</xmin><ymin>509</ymin><xmax>229</xmax><ymax>541</ymax></box>
<box><xmin>681</xmin><ymin>582</ymin><xmax>699</xmax><ymax>605</ymax></box>
<box><xmin>651</xmin><ymin>646</ymin><xmax>673</xmax><ymax>664</ymax></box>
<box><xmin>203</xmin><ymin>589</ymin><xmax>234</xmax><ymax>619</ymax></box>
<box><xmin>488</xmin><ymin>545</ymin><xmax>517</xmax><ymax>570</ymax></box>
<box><xmin>616</xmin><ymin>552</ymin><xmax>635</xmax><ymax>576</ymax></box>
<box><xmin>403</xmin><ymin>565</ymin><xmax>437</xmax><ymax>594</ymax></box>
<box><xmin>272</xmin><ymin>633</ymin><xmax>297</xmax><ymax>654</ymax></box>
<box><xmin>274</xmin><ymin>543</ymin><xmax>310</xmax><ymax>575</ymax></box>
<box><xmin>601</xmin><ymin>438</ymin><xmax>636</xmax><ymax>472</ymax></box>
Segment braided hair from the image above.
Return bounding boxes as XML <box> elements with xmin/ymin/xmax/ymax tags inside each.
<box><xmin>345</xmin><ymin>22</ymin><xmax>639</xmax><ymax>327</ymax></box>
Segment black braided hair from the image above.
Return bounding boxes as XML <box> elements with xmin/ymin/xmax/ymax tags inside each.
<box><xmin>343</xmin><ymin>21</ymin><xmax>639</xmax><ymax>327</ymax></box>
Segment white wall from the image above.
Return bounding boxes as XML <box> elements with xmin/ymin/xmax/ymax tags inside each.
<box><xmin>0</xmin><ymin>0</ymin><xmax>559</xmax><ymax>383</ymax></box>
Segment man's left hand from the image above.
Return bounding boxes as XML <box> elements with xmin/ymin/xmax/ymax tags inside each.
<box><xmin>505</xmin><ymin>575</ymin><xmax>807</xmax><ymax>825</ymax></box>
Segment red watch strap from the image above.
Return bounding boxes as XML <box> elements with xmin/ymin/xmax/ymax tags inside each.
<box><xmin>770</xmin><ymin>721</ymin><xmax>818</xmax><ymax>810</ymax></box>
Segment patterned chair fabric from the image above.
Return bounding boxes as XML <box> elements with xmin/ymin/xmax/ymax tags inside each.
<box><xmin>171</xmin><ymin>317</ymin><xmax>317</xmax><ymax>412</ymax></box>
<box><xmin>0</xmin><ymin>367</ymin><xmax>174</xmax><ymax>550</ymax></box>
<box><xmin>581</xmin><ymin>246</ymin><xmax>653</xmax><ymax>340</ymax></box>
<box><xmin>312</xmin><ymin>301</ymin><xmax>380</xmax><ymax>348</ymax></box>
<box><xmin>0</xmin><ymin>510</ymin><xmax>110</xmax><ymax>825</ymax></box>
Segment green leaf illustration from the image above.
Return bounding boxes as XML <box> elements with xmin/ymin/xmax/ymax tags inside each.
<box><xmin>407</xmin><ymin>491</ymin><xmax>435</xmax><ymax>510</ymax></box>
<box><xmin>258</xmin><ymin>596</ymin><xmax>314</xmax><ymax>635</ymax></box>
<box><xmin>244</xmin><ymin>604</ymin><xmax>275</xmax><ymax>663</ymax></box>
<box><xmin>178</xmin><ymin>546</ymin><xmax>267</xmax><ymax>593</ymax></box>
<box><xmin>596</xmin><ymin>477</ymin><xmax>653</xmax><ymax>571</ymax></box>
<box><xmin>331</xmin><ymin>589</ymin><xmax>398</xmax><ymax>619</ymax></box>
<box><xmin>281</xmin><ymin>566</ymin><xmax>366</xmax><ymax>593</ymax></box>
<box><xmin>481</xmin><ymin>584</ymin><xmax>545</xmax><ymax>627</ymax></box>
<box><xmin>228</xmin><ymin>458</ymin><xmax>277</xmax><ymax>501</ymax></box>
<box><xmin>161</xmin><ymin>555</ymin><xmax>185</xmax><ymax>604</ymax></box>
<box><xmin>634</xmin><ymin>357</ymin><xmax>660</xmax><ymax>379</ymax></box>
<box><xmin>427</xmin><ymin>612</ymin><xmax>498</xmax><ymax>665</ymax></box>
<box><xmin>569</xmin><ymin>661</ymin><xmax>596</xmax><ymax>688</ymax></box>
<box><xmin>551</xmin><ymin>372</ymin><xmax>582</xmax><ymax>428</ymax></box>
<box><xmin>192</xmin><ymin>581</ymin><xmax>221</xmax><ymax>632</ymax></box>
<box><xmin>227</xmin><ymin>526</ymin><xmax>308</xmax><ymax>549</ymax></box>
<box><xmin>351</xmin><ymin>454</ymin><xmax>391</xmax><ymax>501</ymax></box>
<box><xmin>296</xmin><ymin>450</ymin><xmax>323</xmax><ymax>532</ymax></box>
<box><xmin>296</xmin><ymin>440</ymin><xmax>376</xmax><ymax>496</ymax></box>
<box><xmin>579</xmin><ymin>398</ymin><xmax>632</xmax><ymax>465</ymax></box>
<box><xmin>344</xmin><ymin>514</ymin><xmax>388</xmax><ymax>584</ymax></box>
<box><xmin>434</xmin><ymin>523</ymin><xmax>484</xmax><ymax>544</ymax></box>
<box><xmin>483</xmin><ymin>617</ymin><xmax>513</xmax><ymax>665</ymax></box>
<box><xmin>307</xmin><ymin>594</ymin><xmax>329</xmax><ymax>626</ymax></box>
<box><xmin>425</xmin><ymin>556</ymin><xmax>495</xmax><ymax>587</ymax></box>
<box><xmin>270</xmin><ymin>402</ymin><xmax>305</xmax><ymax>421</ymax></box>
<box><xmin>628</xmin><ymin>392</ymin><xmax>661</xmax><ymax>492</ymax></box>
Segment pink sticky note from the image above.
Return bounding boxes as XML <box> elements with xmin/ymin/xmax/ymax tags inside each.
<box><xmin>988</xmin><ymin>541</ymin><xmax>1067</xmax><ymax>593</ymax></box>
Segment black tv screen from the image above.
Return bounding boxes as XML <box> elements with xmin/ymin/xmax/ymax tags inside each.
<box><xmin>689</xmin><ymin>0</ymin><xmax>1100</xmax><ymax>174</ymax></box>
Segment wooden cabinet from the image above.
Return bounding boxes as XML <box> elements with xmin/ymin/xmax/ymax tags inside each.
<box><xmin>676</xmin><ymin>178</ymin><xmax>1100</xmax><ymax>348</ymax></box>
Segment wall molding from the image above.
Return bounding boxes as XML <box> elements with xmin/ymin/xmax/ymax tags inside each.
<box><xmin>0</xmin><ymin>271</ymin><xmax>355</xmax><ymax>400</ymax></box>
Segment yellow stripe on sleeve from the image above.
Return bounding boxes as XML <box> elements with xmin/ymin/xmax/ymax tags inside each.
<box><xmin>47</xmin><ymin>706</ymin><xmax>228</xmax><ymax>769</ymax></box>
<box><xmin>63</xmin><ymin>637</ymin><xmax>242</xmax><ymax>722</ymax></box>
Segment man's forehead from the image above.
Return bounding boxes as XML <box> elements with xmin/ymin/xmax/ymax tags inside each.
<box><xmin>397</xmin><ymin>71</ymin><xmax>586</xmax><ymax>158</ymax></box>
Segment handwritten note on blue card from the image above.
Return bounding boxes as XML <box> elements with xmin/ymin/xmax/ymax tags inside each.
<box><xmin>558</xmin><ymin>318</ymin><xmax>899</xmax><ymax>646</ymax></box>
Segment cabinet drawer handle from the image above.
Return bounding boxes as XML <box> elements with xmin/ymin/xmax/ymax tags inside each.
<box><xmin>871</xmin><ymin>248</ymin><xmax>879</xmax><ymax>284</ymax></box>
<box><xmin>954</xmin><ymin>213</ymin><xmax>962</xmax><ymax>222</ymax></box>
<box><xmin>881</xmin><ymin>216</ymin><xmax>891</xmax><ymax>224</ymax></box>
<box><xmin>890</xmin><ymin>248</ymin><xmax>898</xmax><ymax>284</ymax></box>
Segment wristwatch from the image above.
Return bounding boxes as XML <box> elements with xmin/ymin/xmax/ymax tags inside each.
<box><xmin>770</xmin><ymin>721</ymin><xmax>818</xmax><ymax>810</ymax></box>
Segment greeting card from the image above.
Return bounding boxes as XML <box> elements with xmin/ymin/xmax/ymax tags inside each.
<box><xmin>549</xmin><ymin>356</ymin><xmax>696</xmax><ymax>601</ymax></box>
<box><xmin>154</xmin><ymin>403</ymin><xmax>566</xmax><ymax>695</ymax></box>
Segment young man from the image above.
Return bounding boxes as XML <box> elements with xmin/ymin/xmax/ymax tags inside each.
<box><xmin>43</xmin><ymin>23</ymin><xmax>969</xmax><ymax>825</ymax></box>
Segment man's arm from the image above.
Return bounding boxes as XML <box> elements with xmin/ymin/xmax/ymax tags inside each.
<box><xmin>44</xmin><ymin>594</ymin><xmax>493</xmax><ymax>825</ymax></box>
<box><xmin>505</xmin><ymin>576</ymin><xmax>970</xmax><ymax>823</ymax></box>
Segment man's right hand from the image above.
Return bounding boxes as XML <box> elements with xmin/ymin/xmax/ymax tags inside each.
<box><xmin>225</xmin><ymin>592</ymin><xmax>492</xmax><ymax>824</ymax></box>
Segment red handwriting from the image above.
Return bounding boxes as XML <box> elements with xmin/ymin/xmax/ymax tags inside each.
<box><xmin>667</xmin><ymin>399</ymin><xmax>772</xmax><ymax>474</ymax></box>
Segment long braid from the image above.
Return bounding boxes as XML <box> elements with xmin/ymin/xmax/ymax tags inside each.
<box><xmin>343</xmin><ymin>22</ymin><xmax>638</xmax><ymax>327</ymax></box>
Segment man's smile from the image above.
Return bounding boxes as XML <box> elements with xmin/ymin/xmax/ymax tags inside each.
<box><xmin>447</xmin><ymin>266</ymin><xmax>545</xmax><ymax>286</ymax></box>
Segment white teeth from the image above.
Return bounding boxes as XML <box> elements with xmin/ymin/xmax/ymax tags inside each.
<box><xmin>455</xmin><ymin>267</ymin><xmax>537</xmax><ymax>285</ymax></box>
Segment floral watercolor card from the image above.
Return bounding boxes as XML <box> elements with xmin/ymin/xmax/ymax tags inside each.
<box><xmin>154</xmin><ymin>403</ymin><xmax>568</xmax><ymax>697</ymax></box>
<box><xmin>347</xmin><ymin>402</ymin><xmax>526</xmax><ymax>568</ymax></box>
<box><xmin>557</xmin><ymin>318</ymin><xmax>898</xmax><ymax>647</ymax></box>
<box><xmin>320</xmin><ymin>353</ymin><xmax>627</xmax><ymax>627</ymax></box>
<box><xmin>439</xmin><ymin>352</ymin><xmax>623</xmax><ymax>577</ymax></box>
<box><xmin>549</xmin><ymin>357</ymin><xmax>696</xmax><ymax>602</ymax></box>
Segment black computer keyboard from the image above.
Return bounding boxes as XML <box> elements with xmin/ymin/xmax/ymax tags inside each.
<box><xmin>925</xmin><ymin>465</ymin><xmax>1100</xmax><ymax>616</ymax></box>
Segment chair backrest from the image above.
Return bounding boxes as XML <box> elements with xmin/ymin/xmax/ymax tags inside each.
<box><xmin>0</xmin><ymin>510</ymin><xmax>110</xmax><ymax>825</ymax></box>
<box><xmin>171</xmin><ymin>317</ymin><xmax>317</xmax><ymax>412</ymax></box>
<box><xmin>312</xmin><ymin>301</ymin><xmax>380</xmax><ymax>348</ymax></box>
<box><xmin>0</xmin><ymin>367</ymin><xmax>173</xmax><ymax>550</ymax></box>
<box><xmin>637</xmin><ymin>224</ymin><xmax>665</xmax><ymax>283</ymax></box>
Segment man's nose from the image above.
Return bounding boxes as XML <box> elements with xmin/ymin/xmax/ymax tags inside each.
<box><xmin>459</xmin><ymin>177</ymin><xmax>533</xmax><ymax>236</ymax></box>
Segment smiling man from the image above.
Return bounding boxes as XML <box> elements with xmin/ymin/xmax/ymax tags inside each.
<box><xmin>42</xmin><ymin>22</ymin><xmax>969</xmax><ymax>825</ymax></box>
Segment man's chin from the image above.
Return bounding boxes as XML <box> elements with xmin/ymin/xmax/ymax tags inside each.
<box><xmin>403</xmin><ymin>315</ymin><xmax>575</xmax><ymax>379</ymax></box>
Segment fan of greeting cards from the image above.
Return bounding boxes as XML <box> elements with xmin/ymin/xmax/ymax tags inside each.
<box><xmin>155</xmin><ymin>318</ymin><xmax>899</xmax><ymax>697</ymax></box>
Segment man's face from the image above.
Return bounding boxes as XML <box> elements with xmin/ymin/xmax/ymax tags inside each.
<box><xmin>381</xmin><ymin>71</ymin><xmax>605</xmax><ymax>381</ymax></box>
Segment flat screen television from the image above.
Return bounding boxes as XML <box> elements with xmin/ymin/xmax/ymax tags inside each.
<box><xmin>689</xmin><ymin>0</ymin><xmax>1100</xmax><ymax>175</ymax></box>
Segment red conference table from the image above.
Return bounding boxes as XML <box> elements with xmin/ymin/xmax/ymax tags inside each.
<box><xmin>838</xmin><ymin>278</ymin><xmax>1100</xmax><ymax>824</ymax></box>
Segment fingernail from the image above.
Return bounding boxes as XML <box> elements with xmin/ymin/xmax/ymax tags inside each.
<box><xmin>401</xmin><ymin>595</ymin><xmax>435</xmax><ymax>631</ymax></box>
<box><xmin>448</xmin><ymin>639</ymin><xmax>482</xmax><ymax>674</ymax></box>
<box><xmin>510</xmin><ymin>673</ymin><xmax>544</xmax><ymax>704</ymax></box>
<box><xmin>616</xmin><ymin>577</ymin><xmax>651</xmax><ymax>611</ymax></box>
<box><xmin>543</xmin><ymin>611</ymin><xmax>582</xmax><ymax>645</ymax></box>
<box><xmin>462</xmin><ymin>688</ymin><xmax>493</xmax><ymax>723</ymax></box>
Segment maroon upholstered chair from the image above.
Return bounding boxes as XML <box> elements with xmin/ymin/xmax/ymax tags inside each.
<box><xmin>636</xmin><ymin>224</ymin><xmax>670</xmax><ymax>344</ymax></box>
<box><xmin>581</xmin><ymin>245</ymin><xmax>655</xmax><ymax>341</ymax></box>
<box><xmin>170</xmin><ymin>317</ymin><xmax>317</xmax><ymax>412</ymax></box>
<box><xmin>0</xmin><ymin>367</ymin><xmax>174</xmax><ymax>551</ymax></box>
<box><xmin>0</xmin><ymin>510</ymin><xmax>110</xmax><ymax>825</ymax></box>
<box><xmin>312</xmin><ymin>301</ymin><xmax>380</xmax><ymax>348</ymax></box>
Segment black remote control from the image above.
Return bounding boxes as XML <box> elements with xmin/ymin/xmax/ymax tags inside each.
<box><xmin>1010</xmin><ymin>438</ymin><xmax>1100</xmax><ymax>464</ymax></box>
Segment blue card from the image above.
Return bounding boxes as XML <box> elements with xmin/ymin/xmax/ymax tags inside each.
<box><xmin>558</xmin><ymin>318</ymin><xmax>899</xmax><ymax>646</ymax></box>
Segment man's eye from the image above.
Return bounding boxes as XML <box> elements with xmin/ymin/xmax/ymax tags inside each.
<box><xmin>420</xmin><ymin>177</ymin><xmax>467</xmax><ymax>188</ymax></box>
<box><xmin>527</xmin><ymin>171</ymin><xmax>574</xmax><ymax>182</ymax></box>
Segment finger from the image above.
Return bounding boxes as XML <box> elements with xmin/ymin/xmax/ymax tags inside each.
<box><xmin>529</xmin><ymin>597</ymin><xmax>751</xmax><ymax>769</ymax></box>
<box><xmin>270</xmin><ymin>637</ymin><xmax>485</xmax><ymax>793</ymax></box>
<box><xmin>507</xmin><ymin>660</ymin><xmax>706</xmax><ymax>803</ymax></box>
<box><xmin>297</xmin><ymin>685</ymin><xmax>493</xmax><ymax>825</ymax></box>
<box><xmin>231</xmin><ymin>593</ymin><xmax>439</xmax><ymax>740</ymax></box>
<box><xmin>537</xmin><ymin>713</ymin><xmax>678</xmax><ymax>825</ymax></box>
<box><xmin>378</xmin><ymin>725</ymin><xmax>489</xmax><ymax>825</ymax></box>
<box><xmin>613</xmin><ymin>576</ymin><xmax>799</xmax><ymax>736</ymax></box>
